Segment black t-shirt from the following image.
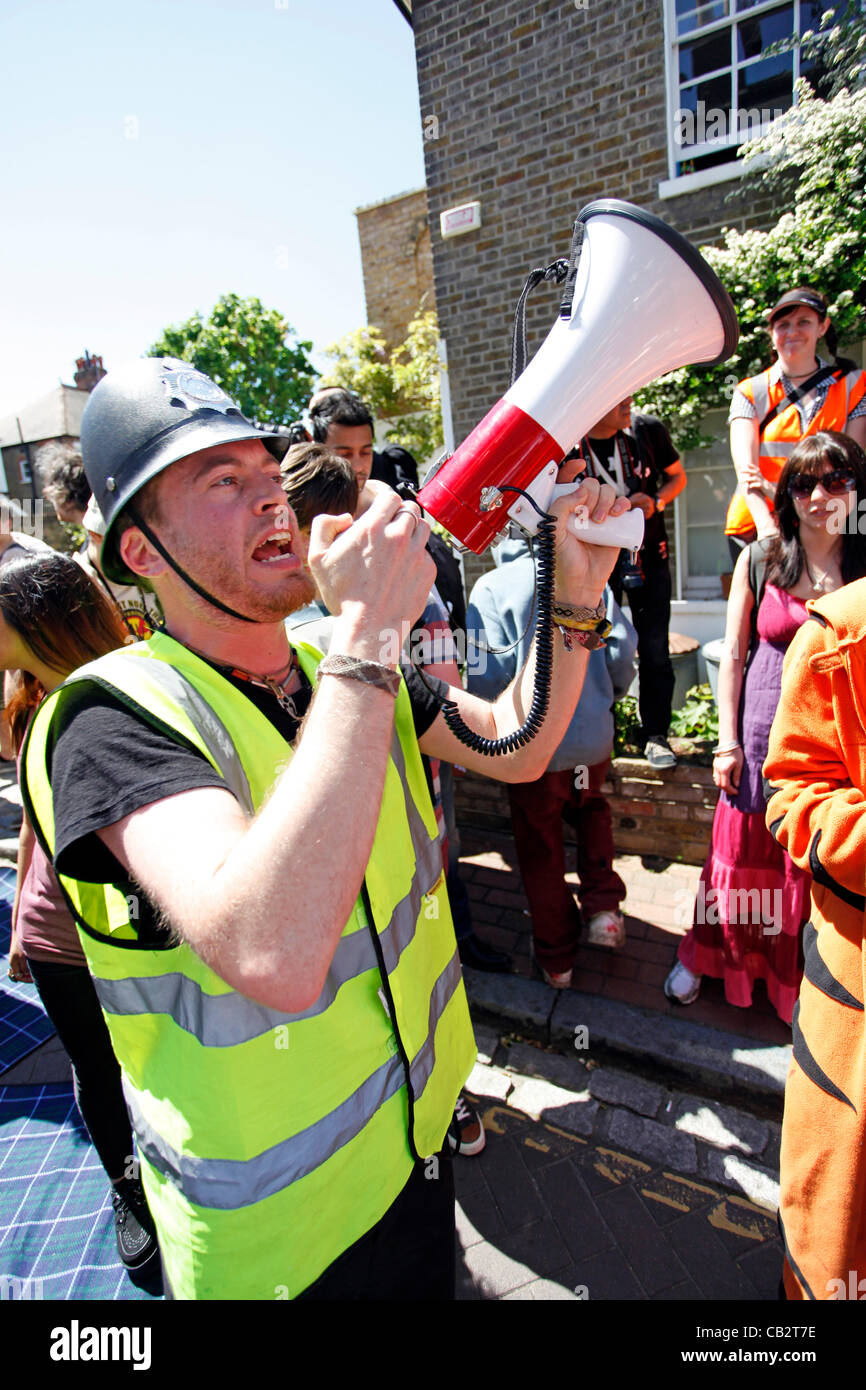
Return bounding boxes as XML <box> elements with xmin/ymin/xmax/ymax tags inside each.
<box><xmin>584</xmin><ymin>412</ymin><xmax>678</xmax><ymax>566</ymax></box>
<box><xmin>45</xmin><ymin>653</ymin><xmax>447</xmax><ymax>940</ymax></box>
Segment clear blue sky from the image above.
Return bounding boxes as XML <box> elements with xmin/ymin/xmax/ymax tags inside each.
<box><xmin>0</xmin><ymin>0</ymin><xmax>424</xmax><ymax>418</ymax></box>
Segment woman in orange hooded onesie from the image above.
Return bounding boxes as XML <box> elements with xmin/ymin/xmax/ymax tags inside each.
<box><xmin>765</xmin><ymin>433</ymin><xmax>866</xmax><ymax>1299</ymax></box>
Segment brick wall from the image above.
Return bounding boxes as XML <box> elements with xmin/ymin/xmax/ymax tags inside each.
<box><xmin>411</xmin><ymin>0</ymin><xmax>780</xmax><ymax>457</ymax></box>
<box><xmin>355</xmin><ymin>188</ymin><xmax>437</xmax><ymax>350</ymax></box>
<box><xmin>454</xmin><ymin>755</ymin><xmax>716</xmax><ymax>866</ymax></box>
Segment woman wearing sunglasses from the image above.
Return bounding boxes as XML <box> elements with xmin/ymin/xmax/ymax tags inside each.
<box><xmin>724</xmin><ymin>288</ymin><xmax>866</xmax><ymax>562</ymax></box>
<box><xmin>666</xmin><ymin>432</ymin><xmax>866</xmax><ymax>1019</ymax></box>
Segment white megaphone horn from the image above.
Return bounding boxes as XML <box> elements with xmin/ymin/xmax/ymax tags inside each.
<box><xmin>417</xmin><ymin>199</ymin><xmax>739</xmax><ymax>553</ymax></box>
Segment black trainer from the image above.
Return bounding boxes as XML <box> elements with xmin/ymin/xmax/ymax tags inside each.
<box><xmin>457</xmin><ymin>931</ymin><xmax>511</xmax><ymax>973</ymax></box>
<box><xmin>111</xmin><ymin>1180</ymin><xmax>158</xmax><ymax>1269</ymax></box>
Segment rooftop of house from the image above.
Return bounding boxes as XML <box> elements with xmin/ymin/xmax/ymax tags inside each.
<box><xmin>0</xmin><ymin>384</ymin><xmax>88</xmax><ymax>448</ymax></box>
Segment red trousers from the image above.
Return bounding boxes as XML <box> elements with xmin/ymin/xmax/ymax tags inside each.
<box><xmin>507</xmin><ymin>760</ymin><xmax>625</xmax><ymax>974</ymax></box>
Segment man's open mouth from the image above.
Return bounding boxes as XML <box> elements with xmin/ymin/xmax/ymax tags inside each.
<box><xmin>252</xmin><ymin>533</ymin><xmax>296</xmax><ymax>564</ymax></box>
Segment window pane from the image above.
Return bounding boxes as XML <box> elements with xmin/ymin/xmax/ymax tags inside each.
<box><xmin>686</xmin><ymin>524</ymin><xmax>731</xmax><ymax>581</ymax></box>
<box><xmin>676</xmin><ymin>1</ymin><xmax>731</xmax><ymax>37</ymax></box>
<box><xmin>676</xmin><ymin>144</ymin><xmax>740</xmax><ymax>176</ymax></box>
<box><xmin>680</xmin><ymin>30</ymin><xmax>732</xmax><ymax>80</ymax></box>
<box><xmin>800</xmin><ymin>0</ymin><xmax>836</xmax><ymax>27</ymax></box>
<box><xmin>801</xmin><ymin>0</ymin><xmax>837</xmax><ymax>97</ymax></box>
<box><xmin>737</xmin><ymin>3</ymin><xmax>794</xmax><ymax>60</ymax></box>
<box><xmin>678</xmin><ymin>71</ymin><xmax>733</xmax><ymax>118</ymax></box>
<box><xmin>739</xmin><ymin>51</ymin><xmax>794</xmax><ymax>110</ymax></box>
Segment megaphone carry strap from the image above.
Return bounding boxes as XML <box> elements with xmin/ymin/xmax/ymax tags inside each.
<box><xmin>510</xmin><ymin>259</ymin><xmax>569</xmax><ymax>386</ymax></box>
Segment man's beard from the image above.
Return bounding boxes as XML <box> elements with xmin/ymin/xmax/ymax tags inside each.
<box><xmin>281</xmin><ymin>568</ymin><xmax>317</xmax><ymax>616</ymax></box>
<box><xmin>160</xmin><ymin>538</ymin><xmax>318</xmax><ymax>627</ymax></box>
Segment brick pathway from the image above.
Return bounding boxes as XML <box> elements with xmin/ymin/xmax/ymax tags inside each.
<box><xmin>458</xmin><ymin>826</ymin><xmax>791</xmax><ymax>1047</ymax></box>
<box><xmin>455</xmin><ymin>1098</ymin><xmax>781</xmax><ymax>1301</ymax></box>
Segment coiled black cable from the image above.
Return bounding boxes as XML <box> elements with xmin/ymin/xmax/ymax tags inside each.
<box><xmin>438</xmin><ymin>501</ymin><xmax>557</xmax><ymax>756</ymax></box>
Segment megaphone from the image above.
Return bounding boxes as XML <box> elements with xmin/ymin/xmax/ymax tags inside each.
<box><xmin>418</xmin><ymin>199</ymin><xmax>738</xmax><ymax>552</ymax></box>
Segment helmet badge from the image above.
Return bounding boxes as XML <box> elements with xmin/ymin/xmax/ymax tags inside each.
<box><xmin>160</xmin><ymin>366</ymin><xmax>239</xmax><ymax>414</ymax></box>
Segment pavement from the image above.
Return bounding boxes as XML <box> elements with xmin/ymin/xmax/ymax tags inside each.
<box><xmin>449</xmin><ymin>823</ymin><xmax>788</xmax><ymax>1300</ymax></box>
<box><xmin>455</xmin><ymin>1031</ymin><xmax>781</xmax><ymax>1301</ymax></box>
<box><xmin>0</xmin><ymin>765</ymin><xmax>790</xmax><ymax>1302</ymax></box>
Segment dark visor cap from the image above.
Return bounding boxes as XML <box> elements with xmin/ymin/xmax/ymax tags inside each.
<box><xmin>767</xmin><ymin>290</ymin><xmax>829</xmax><ymax>326</ymax></box>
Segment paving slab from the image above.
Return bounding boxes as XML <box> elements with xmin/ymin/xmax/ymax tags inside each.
<box><xmin>507</xmin><ymin>1074</ymin><xmax>599</xmax><ymax>1136</ymax></box>
<box><xmin>701</xmin><ymin>1149</ymin><xmax>780</xmax><ymax>1212</ymax></box>
<box><xmin>471</xmin><ymin>1023</ymin><xmax>500</xmax><ymax>1065</ymax></box>
<box><xmin>453</xmin><ymin>1097</ymin><xmax>783</xmax><ymax>1302</ymax></box>
<box><xmin>500</xmin><ymin>1038</ymin><xmax>590</xmax><ymax>1091</ymax></box>
<box><xmin>465</xmin><ymin>1060</ymin><xmax>511</xmax><ymax>1100</ymax></box>
<box><xmin>607</xmin><ymin>1109</ymin><xmax>698</xmax><ymax>1174</ymax></box>
<box><xmin>588</xmin><ymin>1066</ymin><xmax>666</xmax><ymax>1118</ymax></box>
<box><xmin>673</xmin><ymin>1094</ymin><xmax>769</xmax><ymax>1157</ymax></box>
<box><xmin>501</xmin><ymin>1275</ymin><xmax>581</xmax><ymax>1300</ymax></box>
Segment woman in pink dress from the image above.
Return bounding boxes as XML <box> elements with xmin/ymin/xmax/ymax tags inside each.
<box><xmin>665</xmin><ymin>432</ymin><xmax>866</xmax><ymax>1022</ymax></box>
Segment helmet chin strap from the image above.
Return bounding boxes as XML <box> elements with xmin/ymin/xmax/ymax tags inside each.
<box><xmin>128</xmin><ymin>509</ymin><xmax>260</xmax><ymax>625</ymax></box>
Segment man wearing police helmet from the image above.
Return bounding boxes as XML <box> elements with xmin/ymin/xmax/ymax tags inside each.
<box><xmin>21</xmin><ymin>355</ymin><xmax>625</xmax><ymax>1299</ymax></box>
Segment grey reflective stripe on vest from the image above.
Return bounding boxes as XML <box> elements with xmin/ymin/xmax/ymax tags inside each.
<box><xmin>90</xmin><ymin>698</ymin><xmax>444</xmax><ymax>1042</ymax></box>
<box><xmin>759</xmin><ymin>439</ymin><xmax>798</xmax><ymax>458</ymax></box>
<box><xmin>377</xmin><ymin>728</ymin><xmax>444</xmax><ymax>974</ymax></box>
<box><xmin>92</xmin><ymin>972</ymin><xmax>292</xmax><ymax>1045</ymax></box>
<box><xmin>409</xmin><ymin>948</ymin><xmax>463</xmax><ymax>1101</ymax></box>
<box><xmin>751</xmin><ymin>374</ymin><xmax>771</xmax><ymax>423</ymax></box>
<box><xmin>388</xmin><ymin>731</ymin><xmax>433</xmax><ymax>863</ymax></box>
<box><xmin>65</xmin><ymin>655</ymin><xmax>254</xmax><ymax>815</ymax></box>
<box><xmin>124</xmin><ymin>1050</ymin><xmax>406</xmax><ymax>1210</ymax></box>
<box><xmin>123</xmin><ymin>955</ymin><xmax>461</xmax><ymax>1208</ymax></box>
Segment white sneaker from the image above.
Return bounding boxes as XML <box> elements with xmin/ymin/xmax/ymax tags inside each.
<box><xmin>447</xmin><ymin>1093</ymin><xmax>486</xmax><ymax>1156</ymax></box>
<box><xmin>664</xmin><ymin>960</ymin><xmax>701</xmax><ymax>1005</ymax></box>
<box><xmin>587</xmin><ymin>910</ymin><xmax>626</xmax><ymax>949</ymax></box>
<box><xmin>541</xmin><ymin>965</ymin><xmax>573</xmax><ymax>989</ymax></box>
<box><xmin>645</xmin><ymin>736</ymin><xmax>677</xmax><ymax>770</ymax></box>
<box><xmin>530</xmin><ymin>938</ymin><xmax>573</xmax><ymax>988</ymax></box>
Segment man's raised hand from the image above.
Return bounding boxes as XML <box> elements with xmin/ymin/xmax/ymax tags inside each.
<box><xmin>550</xmin><ymin>476</ymin><xmax>631</xmax><ymax>604</ymax></box>
<box><xmin>308</xmin><ymin>488</ymin><xmax>435</xmax><ymax>656</ymax></box>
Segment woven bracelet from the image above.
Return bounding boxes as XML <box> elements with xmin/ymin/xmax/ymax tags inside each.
<box><xmin>318</xmin><ymin>654</ymin><xmax>401</xmax><ymax>698</ymax></box>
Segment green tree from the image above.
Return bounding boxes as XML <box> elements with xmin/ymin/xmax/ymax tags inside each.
<box><xmin>636</xmin><ymin>16</ymin><xmax>866</xmax><ymax>450</ymax></box>
<box><xmin>321</xmin><ymin>305</ymin><xmax>444</xmax><ymax>462</ymax></box>
<box><xmin>319</xmin><ymin>324</ymin><xmax>400</xmax><ymax>417</ymax></box>
<box><xmin>150</xmin><ymin>293</ymin><xmax>315</xmax><ymax>426</ymax></box>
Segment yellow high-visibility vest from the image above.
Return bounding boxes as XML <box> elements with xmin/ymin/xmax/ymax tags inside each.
<box><xmin>22</xmin><ymin>631</ymin><xmax>475</xmax><ymax>1299</ymax></box>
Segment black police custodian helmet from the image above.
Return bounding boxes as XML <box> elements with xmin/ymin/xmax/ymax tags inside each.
<box><xmin>80</xmin><ymin>357</ymin><xmax>289</xmax><ymax>584</ymax></box>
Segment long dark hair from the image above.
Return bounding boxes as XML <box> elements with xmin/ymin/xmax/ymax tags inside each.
<box><xmin>765</xmin><ymin>432</ymin><xmax>866</xmax><ymax>589</ymax></box>
<box><xmin>0</xmin><ymin>554</ymin><xmax>130</xmax><ymax>750</ymax></box>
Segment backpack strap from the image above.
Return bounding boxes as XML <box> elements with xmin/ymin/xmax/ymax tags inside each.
<box><xmin>747</xmin><ymin>538</ymin><xmax>772</xmax><ymax>649</ymax></box>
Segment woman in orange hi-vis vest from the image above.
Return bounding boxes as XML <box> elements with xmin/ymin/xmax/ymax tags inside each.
<box><xmin>725</xmin><ymin>288</ymin><xmax>866</xmax><ymax>565</ymax></box>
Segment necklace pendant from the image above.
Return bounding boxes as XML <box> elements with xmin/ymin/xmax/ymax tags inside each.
<box><xmin>265</xmin><ymin>678</ymin><xmax>300</xmax><ymax>719</ymax></box>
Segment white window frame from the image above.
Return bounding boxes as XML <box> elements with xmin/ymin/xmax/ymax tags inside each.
<box><xmin>660</xmin><ymin>0</ymin><xmax>829</xmax><ymax>198</ymax></box>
